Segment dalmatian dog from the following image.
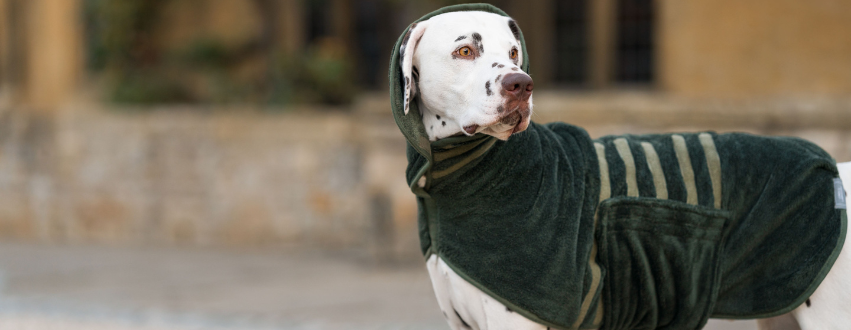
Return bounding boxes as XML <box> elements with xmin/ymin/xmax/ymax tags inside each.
<box><xmin>400</xmin><ymin>10</ymin><xmax>851</xmax><ymax>330</ymax></box>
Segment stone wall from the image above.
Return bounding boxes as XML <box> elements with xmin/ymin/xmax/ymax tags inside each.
<box><xmin>0</xmin><ymin>103</ymin><xmax>420</xmax><ymax>261</ymax></box>
<box><xmin>0</xmin><ymin>93</ymin><xmax>848</xmax><ymax>261</ymax></box>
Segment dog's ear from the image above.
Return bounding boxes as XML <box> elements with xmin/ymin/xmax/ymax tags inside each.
<box><xmin>399</xmin><ymin>20</ymin><xmax>429</xmax><ymax>115</ymax></box>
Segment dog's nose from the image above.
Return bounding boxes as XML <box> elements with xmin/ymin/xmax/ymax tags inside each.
<box><xmin>501</xmin><ymin>73</ymin><xmax>533</xmax><ymax>99</ymax></box>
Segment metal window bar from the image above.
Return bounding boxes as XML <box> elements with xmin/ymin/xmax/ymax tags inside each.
<box><xmin>615</xmin><ymin>0</ymin><xmax>654</xmax><ymax>83</ymax></box>
<box><xmin>353</xmin><ymin>0</ymin><xmax>386</xmax><ymax>88</ymax></box>
<box><xmin>306</xmin><ymin>0</ymin><xmax>330</xmax><ymax>44</ymax></box>
<box><xmin>554</xmin><ymin>0</ymin><xmax>588</xmax><ymax>84</ymax></box>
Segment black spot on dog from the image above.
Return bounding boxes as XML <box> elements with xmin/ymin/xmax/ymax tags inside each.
<box><xmin>495</xmin><ymin>74</ymin><xmax>502</xmax><ymax>83</ymax></box>
<box><xmin>454</xmin><ymin>35</ymin><xmax>466</xmax><ymax>42</ymax></box>
<box><xmin>506</xmin><ymin>306</ymin><xmax>513</xmax><ymax>313</ymax></box>
<box><xmin>472</xmin><ymin>32</ymin><xmax>484</xmax><ymax>53</ymax></box>
<box><xmin>806</xmin><ymin>298</ymin><xmax>811</xmax><ymax>307</ymax></box>
<box><xmin>485</xmin><ymin>81</ymin><xmax>492</xmax><ymax>96</ymax></box>
<box><xmin>508</xmin><ymin>20</ymin><xmax>521</xmax><ymax>41</ymax></box>
<box><xmin>405</xmin><ymin>76</ymin><xmax>410</xmax><ymax>88</ymax></box>
<box><xmin>492</xmin><ymin>62</ymin><xmax>498</xmax><ymax>68</ymax></box>
<box><xmin>511</xmin><ymin>67</ymin><xmax>519</xmax><ymax>71</ymax></box>
<box><xmin>497</xmin><ymin>105</ymin><xmax>505</xmax><ymax>113</ymax></box>
<box><xmin>454</xmin><ymin>309</ymin><xmax>472</xmax><ymax>329</ymax></box>
<box><xmin>436</xmin><ymin>114</ymin><xmax>440</xmax><ymax>120</ymax></box>
<box><xmin>442</xmin><ymin>121</ymin><xmax>446</xmax><ymax>126</ymax></box>
<box><xmin>498</xmin><ymin>64</ymin><xmax>505</xmax><ymax>68</ymax></box>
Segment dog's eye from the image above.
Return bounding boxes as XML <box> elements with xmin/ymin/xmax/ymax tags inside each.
<box><xmin>509</xmin><ymin>48</ymin><xmax>518</xmax><ymax>59</ymax></box>
<box><xmin>459</xmin><ymin>47</ymin><xmax>472</xmax><ymax>57</ymax></box>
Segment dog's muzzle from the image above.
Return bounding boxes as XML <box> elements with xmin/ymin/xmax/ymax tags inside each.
<box><xmin>500</xmin><ymin>73</ymin><xmax>533</xmax><ymax>133</ymax></box>
<box><xmin>501</xmin><ymin>112</ymin><xmax>522</xmax><ymax>126</ymax></box>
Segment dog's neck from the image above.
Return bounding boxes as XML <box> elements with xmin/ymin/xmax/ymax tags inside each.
<box><xmin>418</xmin><ymin>100</ymin><xmax>463</xmax><ymax>141</ymax></box>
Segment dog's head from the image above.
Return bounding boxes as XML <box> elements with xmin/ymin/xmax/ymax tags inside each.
<box><xmin>400</xmin><ymin>11</ymin><xmax>532</xmax><ymax>141</ymax></box>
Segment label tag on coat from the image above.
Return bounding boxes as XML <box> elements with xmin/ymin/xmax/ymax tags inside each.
<box><xmin>836</xmin><ymin>178</ymin><xmax>847</xmax><ymax>209</ymax></box>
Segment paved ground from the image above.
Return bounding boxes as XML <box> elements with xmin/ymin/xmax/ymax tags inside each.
<box><xmin>0</xmin><ymin>242</ymin><xmax>757</xmax><ymax>329</ymax></box>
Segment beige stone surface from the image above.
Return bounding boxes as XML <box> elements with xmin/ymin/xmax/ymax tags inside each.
<box><xmin>22</xmin><ymin>0</ymin><xmax>83</xmax><ymax>110</ymax></box>
<box><xmin>0</xmin><ymin>242</ymin><xmax>757</xmax><ymax>330</ymax></box>
<box><xmin>0</xmin><ymin>242</ymin><xmax>443</xmax><ymax>330</ymax></box>
<box><xmin>659</xmin><ymin>0</ymin><xmax>851</xmax><ymax>97</ymax></box>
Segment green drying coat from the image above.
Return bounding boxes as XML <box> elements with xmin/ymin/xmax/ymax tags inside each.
<box><xmin>389</xmin><ymin>4</ymin><xmax>847</xmax><ymax>330</ymax></box>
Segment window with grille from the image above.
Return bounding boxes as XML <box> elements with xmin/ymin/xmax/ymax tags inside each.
<box><xmin>553</xmin><ymin>0</ymin><xmax>654</xmax><ymax>86</ymax></box>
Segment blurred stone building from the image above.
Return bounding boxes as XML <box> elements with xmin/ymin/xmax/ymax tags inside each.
<box><xmin>0</xmin><ymin>0</ymin><xmax>849</xmax><ymax>257</ymax></box>
<box><xmin>4</xmin><ymin>0</ymin><xmax>851</xmax><ymax>104</ymax></box>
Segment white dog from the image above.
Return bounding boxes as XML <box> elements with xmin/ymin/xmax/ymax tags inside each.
<box><xmin>394</xmin><ymin>8</ymin><xmax>850</xmax><ymax>330</ymax></box>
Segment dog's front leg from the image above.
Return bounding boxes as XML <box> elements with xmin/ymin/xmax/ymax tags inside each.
<box><xmin>756</xmin><ymin>313</ymin><xmax>802</xmax><ymax>330</ymax></box>
<box><xmin>427</xmin><ymin>255</ymin><xmax>480</xmax><ymax>330</ymax></box>
<box><xmin>427</xmin><ymin>255</ymin><xmax>548</xmax><ymax>330</ymax></box>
